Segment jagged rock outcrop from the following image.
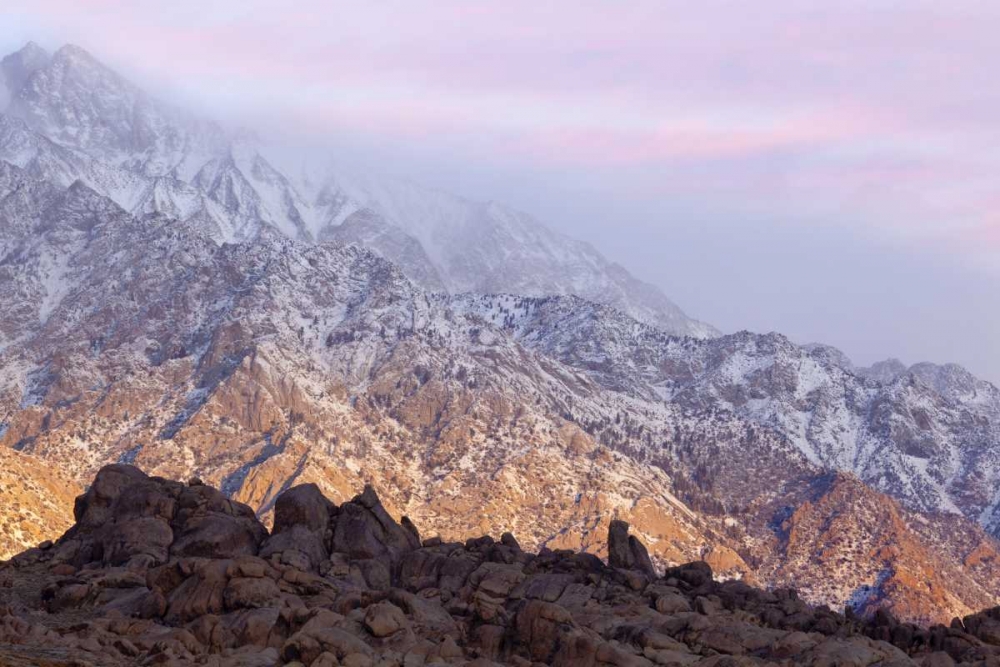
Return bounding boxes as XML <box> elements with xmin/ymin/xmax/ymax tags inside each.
<box><xmin>55</xmin><ymin>464</ymin><xmax>268</xmax><ymax>568</ymax></box>
<box><xmin>4</xmin><ymin>467</ymin><xmax>1000</xmax><ymax>666</ymax></box>
<box><xmin>608</xmin><ymin>519</ymin><xmax>656</xmax><ymax>576</ymax></box>
<box><xmin>259</xmin><ymin>483</ymin><xmax>335</xmax><ymax>571</ymax></box>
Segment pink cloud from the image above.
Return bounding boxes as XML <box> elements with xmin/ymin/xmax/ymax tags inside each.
<box><xmin>4</xmin><ymin>0</ymin><xmax>1000</xmax><ymax>265</ymax></box>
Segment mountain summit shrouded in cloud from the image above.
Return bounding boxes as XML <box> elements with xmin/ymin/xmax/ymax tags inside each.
<box><xmin>0</xmin><ymin>40</ymin><xmax>715</xmax><ymax>337</ymax></box>
<box><xmin>0</xmin><ymin>1</ymin><xmax>997</xmax><ymax>383</ymax></box>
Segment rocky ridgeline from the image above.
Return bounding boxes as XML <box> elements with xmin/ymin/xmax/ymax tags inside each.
<box><xmin>0</xmin><ymin>468</ymin><xmax>998</xmax><ymax>666</ymax></box>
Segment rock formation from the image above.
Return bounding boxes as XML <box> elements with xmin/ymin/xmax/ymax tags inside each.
<box><xmin>3</xmin><ymin>466</ymin><xmax>1000</xmax><ymax>666</ymax></box>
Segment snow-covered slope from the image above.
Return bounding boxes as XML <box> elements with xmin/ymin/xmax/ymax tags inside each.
<box><xmin>3</xmin><ymin>41</ymin><xmax>1000</xmax><ymax>623</ymax></box>
<box><xmin>0</xmin><ymin>165</ymin><xmax>998</xmax><ymax>621</ymax></box>
<box><xmin>448</xmin><ymin>294</ymin><xmax>1000</xmax><ymax>524</ymax></box>
<box><xmin>0</xmin><ymin>42</ymin><xmax>715</xmax><ymax>338</ymax></box>
<box><xmin>301</xmin><ymin>168</ymin><xmax>718</xmax><ymax>337</ymax></box>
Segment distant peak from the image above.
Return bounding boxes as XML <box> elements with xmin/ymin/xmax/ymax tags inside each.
<box><xmin>53</xmin><ymin>43</ymin><xmax>99</xmax><ymax>64</ymax></box>
<box><xmin>17</xmin><ymin>41</ymin><xmax>48</xmax><ymax>58</ymax></box>
<box><xmin>1</xmin><ymin>41</ymin><xmax>51</xmax><ymax>97</ymax></box>
<box><xmin>856</xmin><ymin>358</ymin><xmax>909</xmax><ymax>384</ymax></box>
<box><xmin>802</xmin><ymin>342</ymin><xmax>855</xmax><ymax>370</ymax></box>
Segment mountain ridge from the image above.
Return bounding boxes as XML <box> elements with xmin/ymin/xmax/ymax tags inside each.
<box><xmin>0</xmin><ymin>41</ymin><xmax>999</xmax><ymax>627</ymax></box>
<box><xmin>0</xmin><ymin>168</ymin><xmax>998</xmax><ymax>622</ymax></box>
<box><xmin>0</xmin><ymin>41</ymin><xmax>716</xmax><ymax>338</ymax></box>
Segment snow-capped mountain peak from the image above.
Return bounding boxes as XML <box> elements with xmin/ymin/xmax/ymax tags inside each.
<box><xmin>0</xmin><ymin>42</ymin><xmax>716</xmax><ymax>338</ymax></box>
<box><xmin>1</xmin><ymin>41</ymin><xmax>50</xmax><ymax>100</ymax></box>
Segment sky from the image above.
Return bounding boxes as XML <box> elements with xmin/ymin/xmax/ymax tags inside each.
<box><xmin>2</xmin><ymin>1</ymin><xmax>998</xmax><ymax>383</ymax></box>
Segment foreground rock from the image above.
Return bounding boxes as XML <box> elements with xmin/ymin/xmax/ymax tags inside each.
<box><xmin>2</xmin><ymin>466</ymin><xmax>1000</xmax><ymax>666</ymax></box>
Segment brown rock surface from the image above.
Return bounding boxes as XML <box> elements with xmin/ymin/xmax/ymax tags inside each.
<box><xmin>0</xmin><ymin>447</ymin><xmax>79</xmax><ymax>560</ymax></box>
<box><xmin>3</xmin><ymin>466</ymin><xmax>1000</xmax><ymax>666</ymax></box>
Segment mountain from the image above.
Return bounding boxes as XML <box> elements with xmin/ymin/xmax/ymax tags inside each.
<box><xmin>456</xmin><ymin>296</ymin><xmax>1000</xmax><ymax>524</ymax></box>
<box><xmin>304</xmin><ymin>168</ymin><xmax>719</xmax><ymax>337</ymax></box>
<box><xmin>0</xmin><ymin>165</ymin><xmax>998</xmax><ymax>623</ymax></box>
<box><xmin>0</xmin><ymin>42</ymin><xmax>715</xmax><ymax>338</ymax></box>
<box><xmin>1</xmin><ymin>41</ymin><xmax>1000</xmax><ymax>626</ymax></box>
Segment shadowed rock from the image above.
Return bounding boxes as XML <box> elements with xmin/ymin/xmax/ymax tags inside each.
<box><xmin>56</xmin><ymin>464</ymin><xmax>267</xmax><ymax>568</ymax></box>
<box><xmin>608</xmin><ymin>518</ymin><xmax>656</xmax><ymax>576</ymax></box>
<box><xmin>3</xmin><ymin>465</ymin><xmax>1000</xmax><ymax>666</ymax></box>
<box><xmin>331</xmin><ymin>484</ymin><xmax>420</xmax><ymax>563</ymax></box>
<box><xmin>260</xmin><ymin>483</ymin><xmax>334</xmax><ymax>570</ymax></box>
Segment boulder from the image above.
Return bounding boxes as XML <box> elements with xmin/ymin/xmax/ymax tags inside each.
<box><xmin>607</xmin><ymin>519</ymin><xmax>656</xmax><ymax>576</ymax></box>
<box><xmin>58</xmin><ymin>465</ymin><xmax>179</xmax><ymax>567</ymax></box>
<box><xmin>224</xmin><ymin>576</ymin><xmax>282</xmax><ymax>610</ymax></box>
<box><xmin>364</xmin><ymin>601</ymin><xmax>409</xmax><ymax>637</ymax></box>
<box><xmin>331</xmin><ymin>486</ymin><xmax>420</xmax><ymax>565</ymax></box>
<box><xmin>273</xmin><ymin>484</ymin><xmax>334</xmax><ymax>534</ymax></box>
<box><xmin>169</xmin><ymin>484</ymin><xmax>268</xmax><ymax>559</ymax></box>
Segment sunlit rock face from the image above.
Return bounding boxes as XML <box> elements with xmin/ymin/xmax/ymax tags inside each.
<box><xmin>1</xmin><ymin>42</ymin><xmax>1000</xmax><ymax>627</ymax></box>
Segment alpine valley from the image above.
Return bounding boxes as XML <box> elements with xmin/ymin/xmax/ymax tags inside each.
<box><xmin>1</xmin><ymin>41</ymin><xmax>999</xmax><ymax>627</ymax></box>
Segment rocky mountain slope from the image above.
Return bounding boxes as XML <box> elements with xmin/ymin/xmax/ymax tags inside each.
<box><xmin>0</xmin><ymin>446</ymin><xmax>79</xmax><ymax>559</ymax></box>
<box><xmin>0</xmin><ymin>163</ymin><xmax>998</xmax><ymax>624</ymax></box>
<box><xmin>448</xmin><ymin>294</ymin><xmax>1000</xmax><ymax>526</ymax></box>
<box><xmin>1</xmin><ymin>41</ymin><xmax>1000</xmax><ymax>627</ymax></box>
<box><xmin>5</xmin><ymin>464</ymin><xmax>1000</xmax><ymax>667</ymax></box>
<box><xmin>0</xmin><ymin>42</ymin><xmax>714</xmax><ymax>338</ymax></box>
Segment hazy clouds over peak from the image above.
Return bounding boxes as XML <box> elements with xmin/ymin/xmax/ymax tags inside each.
<box><xmin>1</xmin><ymin>1</ymin><xmax>997</xmax><ymax>383</ymax></box>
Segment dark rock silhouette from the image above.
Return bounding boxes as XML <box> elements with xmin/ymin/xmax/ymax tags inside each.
<box><xmin>1</xmin><ymin>464</ymin><xmax>1000</xmax><ymax>665</ymax></box>
<box><xmin>608</xmin><ymin>518</ymin><xmax>656</xmax><ymax>577</ymax></box>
